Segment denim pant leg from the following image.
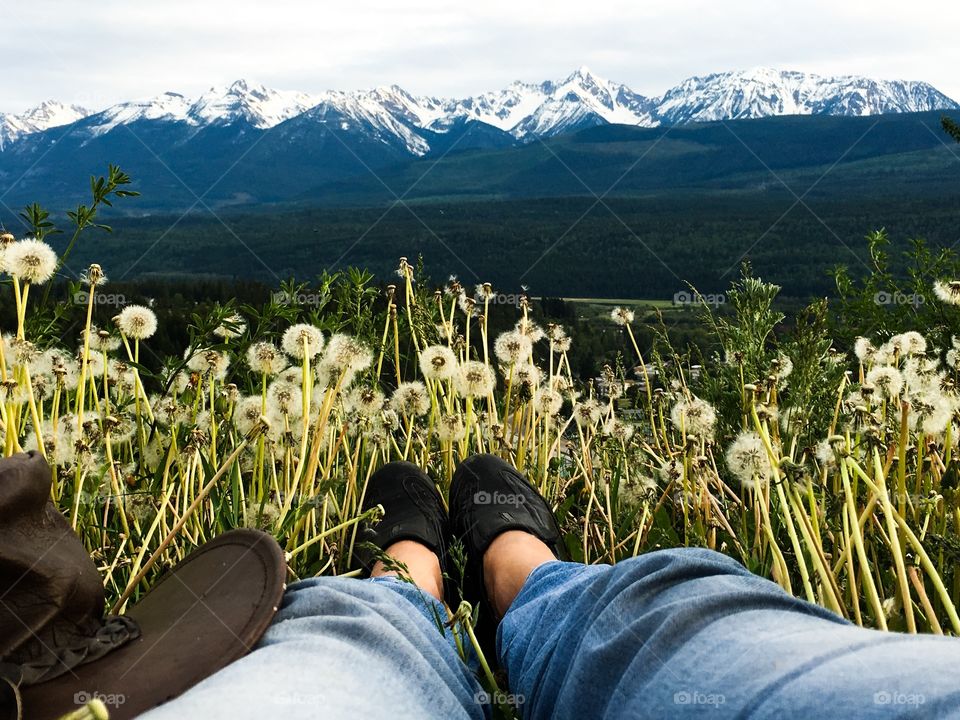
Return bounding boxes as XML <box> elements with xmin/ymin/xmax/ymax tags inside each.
<box><xmin>498</xmin><ymin>548</ymin><xmax>960</xmax><ymax>719</ymax></box>
<box><xmin>141</xmin><ymin>576</ymin><xmax>487</xmax><ymax>720</ymax></box>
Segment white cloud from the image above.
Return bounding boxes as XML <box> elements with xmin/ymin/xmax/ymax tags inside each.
<box><xmin>2</xmin><ymin>0</ymin><xmax>958</xmax><ymax>112</ymax></box>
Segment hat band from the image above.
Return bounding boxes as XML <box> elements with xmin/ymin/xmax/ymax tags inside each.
<box><xmin>5</xmin><ymin>615</ymin><xmax>140</xmax><ymax>688</ymax></box>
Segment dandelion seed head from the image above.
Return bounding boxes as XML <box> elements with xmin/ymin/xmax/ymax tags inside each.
<box><xmin>281</xmin><ymin>323</ymin><xmax>324</xmax><ymax>360</ymax></box>
<box><xmin>87</xmin><ymin>327</ymin><xmax>121</xmax><ymax>352</ymax></box>
<box><xmin>43</xmin><ymin>348</ymin><xmax>79</xmax><ymax>390</ymax></box>
<box><xmin>4</xmin><ymin>239</ymin><xmax>57</xmax><ymax>284</ymax></box>
<box><xmin>243</xmin><ymin>499</ymin><xmax>281</xmax><ymax>531</ymax></box>
<box><xmin>669</xmin><ymin>396</ymin><xmax>717</xmax><ymax>440</ymax></box>
<box><xmin>455</xmin><ymin>361</ymin><xmax>495</xmax><ymax>397</ymax></box>
<box><xmin>893</xmin><ymin>331</ymin><xmax>926</xmax><ymax>356</ymax></box>
<box><xmin>933</xmin><ymin>280</ymin><xmax>960</xmax><ymax>306</ymax></box>
<box><xmin>514</xmin><ymin>363</ymin><xmax>541</xmax><ymax>390</ymax></box>
<box><xmin>187</xmin><ymin>348</ymin><xmax>230</xmax><ymax>381</ymax></box>
<box><xmin>456</xmin><ymin>292</ymin><xmax>479</xmax><ymax>319</ymax></box>
<box><xmin>610</xmin><ymin>306</ymin><xmax>635</xmax><ymax>326</ymax></box>
<box><xmin>853</xmin><ymin>336</ymin><xmax>875</xmax><ymax>363</ymax></box>
<box><xmin>725</xmin><ymin>431</ymin><xmax>772</xmax><ymax>489</ymax></box>
<box><xmin>268</xmin><ymin>379</ymin><xmax>304</xmax><ymax>417</ymax></box>
<box><xmin>343</xmin><ymin>386</ymin><xmax>384</xmax><ymax>417</ymax></box>
<box><xmin>772</xmin><ymin>353</ymin><xmax>793</xmax><ymax>383</ymax></box>
<box><xmin>235</xmin><ymin>396</ymin><xmax>265</xmax><ymax>435</ymax></box>
<box><xmin>246</xmin><ymin>341</ymin><xmax>286</xmax><ymax>376</ymax></box>
<box><xmin>419</xmin><ymin>345</ymin><xmax>457</xmax><ymax>381</ymax></box>
<box><xmin>573</xmin><ymin>399</ymin><xmax>603</xmax><ymax>428</ymax></box>
<box><xmin>474</xmin><ymin>283</ymin><xmax>495</xmax><ymax>300</ymax></box>
<box><xmin>106</xmin><ymin>413</ymin><xmax>137</xmax><ymax>446</ymax></box>
<box><xmin>815</xmin><ymin>439</ymin><xmax>837</xmax><ymax>469</ymax></box>
<box><xmin>389</xmin><ymin>381</ymin><xmax>430</xmax><ymax>417</ymax></box>
<box><xmin>515</xmin><ymin>318</ymin><xmax>545</xmax><ymax>343</ymax></box>
<box><xmin>602</xmin><ymin>417</ymin><xmax>634</xmax><ymax>442</ymax></box>
<box><xmin>436</xmin><ymin>414</ymin><xmax>466</xmax><ymax>442</ymax></box>
<box><xmin>81</xmin><ymin>264</ymin><xmax>106</xmax><ymax>287</ymax></box>
<box><xmin>324</xmin><ymin>333</ymin><xmax>373</xmax><ymax>375</ymax></box>
<box><xmin>619</xmin><ymin>475</ymin><xmax>657</xmax><ymax>506</ymax></box>
<box><xmin>910</xmin><ymin>391</ymin><xmax>956</xmax><ymax>436</ymax></box>
<box><xmin>866</xmin><ymin>365</ymin><xmax>904</xmax><ymax>399</ymax></box>
<box><xmin>117</xmin><ymin>305</ymin><xmax>158</xmax><ymax>340</ymax></box>
<box><xmin>532</xmin><ymin>386</ymin><xmax>563</xmax><ymax>416</ymax></box>
<box><xmin>11</xmin><ymin>338</ymin><xmax>37</xmax><ymax>367</ymax></box>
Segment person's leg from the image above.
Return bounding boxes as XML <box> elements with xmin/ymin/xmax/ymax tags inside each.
<box><xmin>141</xmin><ymin>539</ymin><xmax>487</xmax><ymax>720</ymax></box>
<box><xmin>493</xmin><ymin>537</ymin><xmax>960</xmax><ymax>719</ymax></box>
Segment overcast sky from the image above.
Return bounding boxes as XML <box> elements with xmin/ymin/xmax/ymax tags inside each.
<box><xmin>3</xmin><ymin>0</ymin><xmax>957</xmax><ymax>113</ymax></box>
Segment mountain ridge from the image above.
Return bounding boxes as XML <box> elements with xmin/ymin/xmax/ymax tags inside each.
<box><xmin>1</xmin><ymin>66</ymin><xmax>955</xmax><ymax>154</ymax></box>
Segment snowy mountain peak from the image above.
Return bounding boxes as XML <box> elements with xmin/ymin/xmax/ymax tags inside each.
<box><xmin>655</xmin><ymin>67</ymin><xmax>958</xmax><ymax>123</ymax></box>
<box><xmin>189</xmin><ymin>80</ymin><xmax>321</xmax><ymax>129</ymax></box>
<box><xmin>0</xmin><ymin>100</ymin><xmax>91</xmax><ymax>149</ymax></box>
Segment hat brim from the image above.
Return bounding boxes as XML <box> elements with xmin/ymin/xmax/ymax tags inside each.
<box><xmin>21</xmin><ymin>529</ymin><xmax>286</xmax><ymax>720</ymax></box>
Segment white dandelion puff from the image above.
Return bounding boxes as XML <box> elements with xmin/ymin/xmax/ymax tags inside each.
<box><xmin>933</xmin><ymin>280</ymin><xmax>960</xmax><ymax>306</ymax></box>
<box><xmin>234</xmin><ymin>396</ymin><xmax>265</xmax><ymax>435</ymax></box>
<box><xmin>267</xmin><ymin>379</ymin><xmax>304</xmax><ymax>417</ymax></box>
<box><xmin>573</xmin><ymin>399</ymin><xmax>603</xmax><ymax>428</ymax></box>
<box><xmin>454</xmin><ymin>361</ymin><xmax>495</xmax><ymax>397</ymax></box>
<box><xmin>515</xmin><ymin>318</ymin><xmax>546</xmax><ymax>342</ymax></box>
<box><xmin>532</xmin><ymin>387</ymin><xmax>563</xmax><ymax>416</ymax></box>
<box><xmin>281</xmin><ymin>323</ymin><xmax>325</xmax><ymax>360</ymax></box>
<box><xmin>187</xmin><ymin>348</ymin><xmax>230</xmax><ymax>381</ymax></box>
<box><xmin>436</xmin><ymin>414</ymin><xmax>466</xmax><ymax>442</ymax></box>
<box><xmin>88</xmin><ymin>327</ymin><xmax>122</xmax><ymax>352</ymax></box>
<box><xmin>324</xmin><ymin>333</ymin><xmax>373</xmax><ymax>375</ymax></box>
<box><xmin>610</xmin><ymin>306</ymin><xmax>635</xmax><ymax>326</ymax></box>
<box><xmin>389</xmin><ymin>381</ymin><xmax>430</xmax><ymax>417</ymax></box>
<box><xmin>418</xmin><ymin>345</ymin><xmax>458</xmax><ymax>381</ymax></box>
<box><xmin>853</xmin><ymin>337</ymin><xmax>876</xmax><ymax>363</ymax></box>
<box><xmin>494</xmin><ymin>331</ymin><xmax>533</xmax><ymax>366</ymax></box>
<box><xmin>4</xmin><ymin>239</ymin><xmax>57</xmax><ymax>284</ymax></box>
<box><xmin>246</xmin><ymin>342</ymin><xmax>286</xmax><ymax>376</ymax></box>
<box><xmin>117</xmin><ymin>305</ymin><xmax>158</xmax><ymax>340</ymax></box>
<box><xmin>669</xmin><ymin>396</ymin><xmax>717</xmax><ymax>440</ymax></box>
<box><xmin>893</xmin><ymin>331</ymin><xmax>926</xmax><ymax>356</ymax></box>
<box><xmin>602</xmin><ymin>417</ymin><xmax>635</xmax><ymax>442</ymax></box>
<box><xmin>343</xmin><ymin>386</ymin><xmax>385</xmax><ymax>418</ymax></box>
<box><xmin>866</xmin><ymin>365</ymin><xmax>904</xmax><ymax>399</ymax></box>
<box><xmin>725</xmin><ymin>431</ymin><xmax>772</xmax><ymax>489</ymax></box>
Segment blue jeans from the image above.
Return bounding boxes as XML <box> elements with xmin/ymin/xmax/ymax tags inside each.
<box><xmin>142</xmin><ymin>548</ymin><xmax>960</xmax><ymax>719</ymax></box>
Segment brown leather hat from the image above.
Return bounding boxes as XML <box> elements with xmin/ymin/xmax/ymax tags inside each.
<box><xmin>0</xmin><ymin>451</ymin><xmax>286</xmax><ymax>720</ymax></box>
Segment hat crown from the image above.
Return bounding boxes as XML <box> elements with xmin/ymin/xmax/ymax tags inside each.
<box><xmin>0</xmin><ymin>452</ymin><xmax>106</xmax><ymax>670</ymax></box>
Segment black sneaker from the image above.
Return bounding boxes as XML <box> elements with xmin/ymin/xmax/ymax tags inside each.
<box><xmin>355</xmin><ymin>461</ymin><xmax>448</xmax><ymax>578</ymax></box>
<box><xmin>448</xmin><ymin>454</ymin><xmax>568</xmax><ymax>658</ymax></box>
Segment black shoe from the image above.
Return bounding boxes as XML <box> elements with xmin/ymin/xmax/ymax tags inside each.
<box><xmin>355</xmin><ymin>461</ymin><xmax>448</xmax><ymax>578</ymax></box>
<box><xmin>448</xmin><ymin>454</ymin><xmax>568</xmax><ymax>659</ymax></box>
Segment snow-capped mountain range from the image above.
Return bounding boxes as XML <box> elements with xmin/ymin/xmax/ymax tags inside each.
<box><xmin>1</xmin><ymin>67</ymin><xmax>956</xmax><ymax>156</ymax></box>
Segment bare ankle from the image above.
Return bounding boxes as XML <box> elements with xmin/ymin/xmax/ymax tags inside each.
<box><xmin>483</xmin><ymin>531</ymin><xmax>556</xmax><ymax>617</ymax></box>
<box><xmin>372</xmin><ymin>540</ymin><xmax>444</xmax><ymax>602</ymax></box>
